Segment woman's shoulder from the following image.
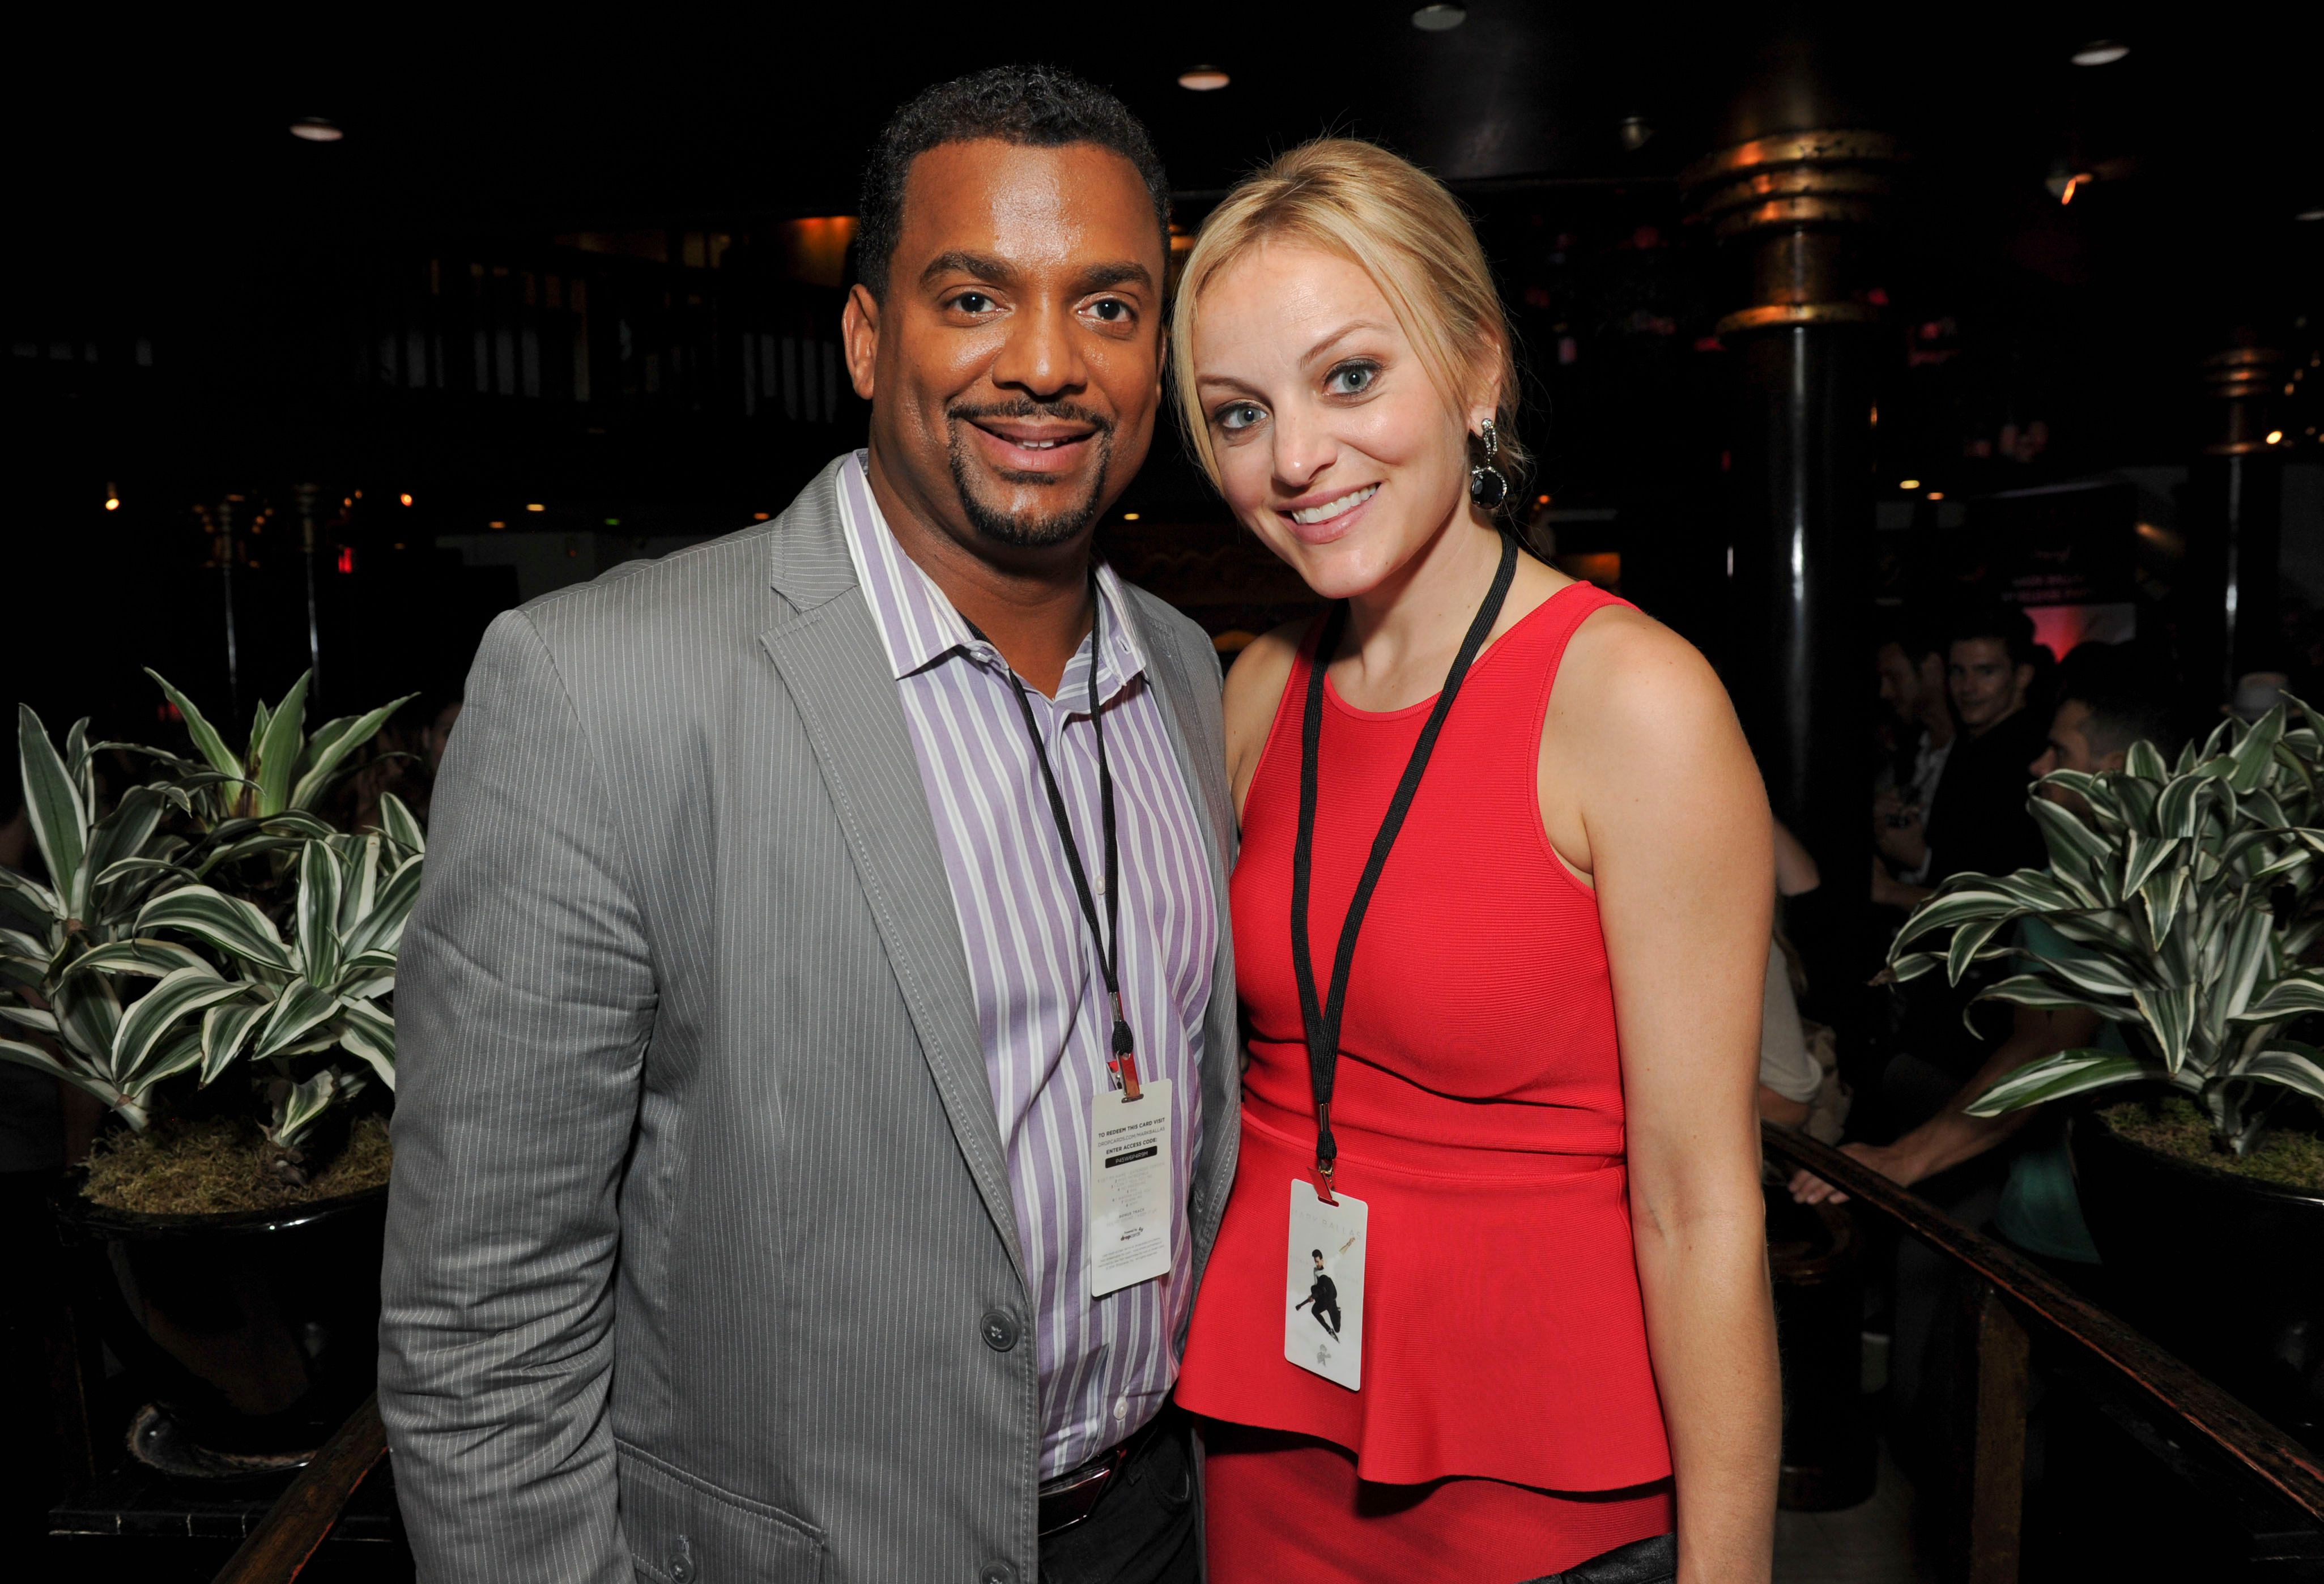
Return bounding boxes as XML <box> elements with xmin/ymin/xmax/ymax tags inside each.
<box><xmin>1550</xmin><ymin>597</ymin><xmax>1737</xmax><ymax>746</ymax></box>
<box><xmin>1222</xmin><ymin>617</ymin><xmax>1310</xmax><ymax>737</ymax></box>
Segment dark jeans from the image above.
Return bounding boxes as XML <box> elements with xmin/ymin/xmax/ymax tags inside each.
<box><xmin>1039</xmin><ymin>1409</ymin><xmax>1199</xmax><ymax>1584</ymax></box>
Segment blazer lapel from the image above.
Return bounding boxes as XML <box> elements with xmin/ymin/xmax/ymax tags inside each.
<box><xmin>759</xmin><ymin>466</ymin><xmax>1029</xmax><ymax>1291</ymax></box>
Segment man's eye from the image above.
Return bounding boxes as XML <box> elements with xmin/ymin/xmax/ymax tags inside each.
<box><xmin>1325</xmin><ymin>361</ymin><xmax>1378</xmax><ymax>396</ymax></box>
<box><xmin>1089</xmin><ymin>298</ymin><xmax>1131</xmax><ymax>322</ymax></box>
<box><xmin>950</xmin><ymin>292</ymin><xmax>996</xmax><ymax>314</ymax></box>
<box><xmin>1215</xmin><ymin>402</ymin><xmax>1265</xmax><ymax>433</ymax></box>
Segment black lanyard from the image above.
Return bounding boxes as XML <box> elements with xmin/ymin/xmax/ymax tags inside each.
<box><xmin>1292</xmin><ymin>531</ymin><xmax>1518</xmax><ymax>1191</ymax></box>
<box><xmin>965</xmin><ymin>571</ymin><xmax>1143</xmax><ymax>1101</ymax></box>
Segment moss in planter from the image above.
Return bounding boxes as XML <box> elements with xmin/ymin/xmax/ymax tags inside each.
<box><xmin>2102</xmin><ymin>1098</ymin><xmax>2324</xmax><ymax>1194</ymax></box>
<box><xmin>82</xmin><ymin>1114</ymin><xmax>393</xmax><ymax>1216</ymax></box>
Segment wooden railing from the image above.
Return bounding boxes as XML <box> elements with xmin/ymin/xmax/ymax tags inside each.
<box><xmin>1764</xmin><ymin>1122</ymin><xmax>2324</xmax><ymax>1581</ymax></box>
<box><xmin>213</xmin><ymin>1131</ymin><xmax>2324</xmax><ymax>1583</ymax></box>
<box><xmin>210</xmin><ymin>1393</ymin><xmax>386</xmax><ymax>1584</ymax></box>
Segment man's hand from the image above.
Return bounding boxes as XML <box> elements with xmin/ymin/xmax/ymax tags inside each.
<box><xmin>1787</xmin><ymin>1140</ymin><xmax>1929</xmax><ymax>1205</ymax></box>
<box><xmin>1871</xmin><ymin>855</ymin><xmax>1933</xmax><ymax>912</ymax></box>
<box><xmin>1874</xmin><ymin>800</ymin><xmax>1927</xmax><ymax>868</ymax></box>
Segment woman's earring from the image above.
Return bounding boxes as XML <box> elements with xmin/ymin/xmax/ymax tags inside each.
<box><xmin>1469</xmin><ymin>416</ymin><xmax>1509</xmax><ymax>512</ymax></box>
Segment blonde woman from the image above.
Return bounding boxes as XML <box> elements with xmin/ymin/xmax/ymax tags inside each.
<box><xmin>1168</xmin><ymin>140</ymin><xmax>1780</xmax><ymax>1583</ymax></box>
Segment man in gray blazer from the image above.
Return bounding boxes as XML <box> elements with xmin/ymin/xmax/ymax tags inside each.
<box><xmin>381</xmin><ymin>66</ymin><xmax>1238</xmax><ymax>1584</ymax></box>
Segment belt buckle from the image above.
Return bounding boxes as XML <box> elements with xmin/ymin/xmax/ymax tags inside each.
<box><xmin>1036</xmin><ymin>1442</ymin><xmax>1130</xmax><ymax>1538</ymax></box>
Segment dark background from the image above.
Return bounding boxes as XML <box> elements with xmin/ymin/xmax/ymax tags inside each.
<box><xmin>8</xmin><ymin>2</ymin><xmax>2321</xmax><ymax>743</ymax></box>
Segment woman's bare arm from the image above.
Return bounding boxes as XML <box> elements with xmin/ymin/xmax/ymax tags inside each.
<box><xmin>1550</xmin><ymin>608</ymin><xmax>1780</xmax><ymax>1584</ymax></box>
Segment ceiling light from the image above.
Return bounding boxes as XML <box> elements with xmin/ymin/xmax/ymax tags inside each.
<box><xmin>2267</xmin><ymin>431</ymin><xmax>2285</xmax><ymax>445</ymax></box>
<box><xmin>1122</xmin><ymin>512</ymin><xmax>1141</xmax><ymax>522</ymax></box>
<box><xmin>2071</xmin><ymin>41</ymin><xmax>2129</xmax><ymax>66</ymax></box>
<box><xmin>1177</xmin><ymin>66</ymin><xmax>1229</xmax><ymax>91</ymax></box>
<box><xmin>2297</xmin><ymin>208</ymin><xmax>2324</xmax><ymax>223</ymax></box>
<box><xmin>289</xmin><ymin>117</ymin><xmax>344</xmax><ymax>143</ymax></box>
<box><xmin>1412</xmin><ymin>4</ymin><xmax>1467</xmax><ymax>29</ymax></box>
<box><xmin>488</xmin><ymin>520</ymin><xmax>506</xmax><ymax>530</ymax></box>
<box><xmin>1899</xmin><ymin>479</ymin><xmax>1921</xmax><ymax>490</ymax></box>
<box><xmin>1927</xmin><ymin>491</ymin><xmax>1945</xmax><ymax>501</ymax></box>
<box><xmin>526</xmin><ymin>503</ymin><xmax>546</xmax><ymax>512</ymax></box>
<box><xmin>1618</xmin><ymin>116</ymin><xmax>1653</xmax><ymax>153</ymax></box>
<box><xmin>399</xmin><ymin>492</ymin><xmax>413</xmax><ymax>506</ymax></box>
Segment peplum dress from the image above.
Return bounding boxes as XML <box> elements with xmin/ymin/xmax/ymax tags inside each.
<box><xmin>1173</xmin><ymin>581</ymin><xmax>1675</xmax><ymax>1581</ymax></box>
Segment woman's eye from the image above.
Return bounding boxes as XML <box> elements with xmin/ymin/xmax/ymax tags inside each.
<box><xmin>1325</xmin><ymin>361</ymin><xmax>1378</xmax><ymax>397</ymax></box>
<box><xmin>1216</xmin><ymin>402</ymin><xmax>1265</xmax><ymax>433</ymax></box>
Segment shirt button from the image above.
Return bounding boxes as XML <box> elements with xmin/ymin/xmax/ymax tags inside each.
<box><xmin>980</xmin><ymin>1564</ymin><xmax>1018</xmax><ymax>1584</ymax></box>
<box><xmin>980</xmin><ymin>1310</ymin><xmax>1020</xmax><ymax>1352</ymax></box>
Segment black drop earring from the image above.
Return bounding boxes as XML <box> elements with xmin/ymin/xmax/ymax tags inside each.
<box><xmin>1469</xmin><ymin>417</ymin><xmax>1509</xmax><ymax>512</ymax></box>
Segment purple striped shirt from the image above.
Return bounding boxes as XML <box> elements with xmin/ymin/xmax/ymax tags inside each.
<box><xmin>836</xmin><ymin>454</ymin><xmax>1216</xmax><ymax>1475</ymax></box>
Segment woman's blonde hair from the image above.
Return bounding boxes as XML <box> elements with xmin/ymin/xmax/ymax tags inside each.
<box><xmin>1169</xmin><ymin>137</ymin><xmax>1525</xmax><ymax>506</ymax></box>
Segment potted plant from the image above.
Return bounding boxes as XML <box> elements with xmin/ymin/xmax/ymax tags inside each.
<box><xmin>1889</xmin><ymin>702</ymin><xmax>2324</xmax><ymax>1445</ymax></box>
<box><xmin>1</xmin><ymin>672</ymin><xmax>420</xmax><ymax>1472</ymax></box>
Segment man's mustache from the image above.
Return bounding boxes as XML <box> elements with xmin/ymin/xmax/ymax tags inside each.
<box><xmin>947</xmin><ymin>398</ymin><xmax>1116</xmax><ymax>438</ymax></box>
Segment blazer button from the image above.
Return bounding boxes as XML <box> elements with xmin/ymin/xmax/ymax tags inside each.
<box><xmin>980</xmin><ymin>1310</ymin><xmax>1020</xmax><ymax>1352</ymax></box>
<box><xmin>670</xmin><ymin>1553</ymin><xmax>696</xmax><ymax>1583</ymax></box>
<box><xmin>980</xmin><ymin>1564</ymin><xmax>1018</xmax><ymax>1584</ymax></box>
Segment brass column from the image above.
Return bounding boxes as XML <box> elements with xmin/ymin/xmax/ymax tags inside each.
<box><xmin>1685</xmin><ymin>128</ymin><xmax>1899</xmax><ymax>1022</ymax></box>
<box><xmin>2187</xmin><ymin>346</ymin><xmax>2289</xmax><ymax>706</ymax></box>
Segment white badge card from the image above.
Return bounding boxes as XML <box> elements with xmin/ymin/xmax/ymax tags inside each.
<box><xmin>1088</xmin><ymin>1080</ymin><xmax>1175</xmax><ymax>1298</ymax></box>
<box><xmin>1284</xmin><ymin>1178</ymin><xmax>1368</xmax><ymax>1390</ymax></box>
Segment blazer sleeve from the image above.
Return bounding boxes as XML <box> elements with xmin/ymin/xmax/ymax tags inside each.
<box><xmin>379</xmin><ymin>607</ymin><xmax>657</xmax><ymax>1584</ymax></box>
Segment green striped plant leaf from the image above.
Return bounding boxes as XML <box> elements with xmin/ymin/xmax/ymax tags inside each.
<box><xmin>18</xmin><ymin>706</ymin><xmax>89</xmax><ymax>914</ymax></box>
<box><xmin>1965</xmin><ymin>1049</ymin><xmax>2158</xmax><ymax>1115</ymax></box>
<box><xmin>0</xmin><ymin>1004</ymin><xmax>58</xmax><ymax>1034</ymax></box>
<box><xmin>252</xmin><ymin>673</ymin><xmax>310</xmax><ymax>816</ymax></box>
<box><xmin>198</xmin><ymin>999</ymin><xmax>270</xmax><ymax>1084</ymax></box>
<box><xmin>2241</xmin><ymin>1045</ymin><xmax>2324</xmax><ymax>1106</ymax></box>
<box><xmin>2228</xmin><ymin>705</ymin><xmax>2288</xmax><ymax>793</ymax></box>
<box><xmin>266</xmin><ymin>1069</ymin><xmax>339</xmax><ymax>1151</ymax></box>
<box><xmin>57</xmin><ymin>939</ymin><xmax>212</xmax><ymax>982</ymax></box>
<box><xmin>342</xmin><ymin>858</ymin><xmax>422</xmax><ymax>961</ymax></box>
<box><xmin>0</xmin><ymin>1037</ymin><xmax>130</xmax><ymax>1114</ymax></box>
<box><xmin>293</xmin><ymin>840</ymin><xmax>342</xmax><ymax>985</ymax></box>
<box><xmin>375</xmin><ymin>792</ymin><xmax>425</xmax><ymax>854</ymax></box>
<box><xmin>137</xmin><ymin>888</ymin><xmax>294</xmax><ymax>973</ymax></box>
<box><xmin>110</xmin><ymin>965</ymin><xmax>240</xmax><ymax>1087</ymax></box>
<box><xmin>50</xmin><ymin>972</ymin><xmax>121</xmax><ymax>1063</ymax></box>
<box><xmin>250</xmin><ymin>980</ymin><xmax>340</xmax><ymax>1061</ymax></box>
<box><xmin>2125</xmin><ymin>740</ymin><xmax>2170</xmax><ymax>782</ymax></box>
<box><xmin>2131</xmin><ymin>985</ymin><xmax>2199</xmax><ymax>1074</ymax></box>
<box><xmin>2232</xmin><ymin>972</ymin><xmax>2324</xmax><ymax>1023</ymax></box>
<box><xmin>337</xmin><ymin>997</ymin><xmax>396</xmax><ymax>1089</ymax></box>
<box><xmin>143</xmin><ymin>670</ymin><xmax>243</xmax><ymax>781</ymax></box>
<box><xmin>289</xmin><ymin>693</ymin><xmax>415</xmax><ymax>810</ymax></box>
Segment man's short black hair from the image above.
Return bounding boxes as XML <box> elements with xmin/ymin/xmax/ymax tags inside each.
<box><xmin>1945</xmin><ymin>600</ymin><xmax>2040</xmax><ymax>670</ymax></box>
<box><xmin>2057</xmin><ymin>642</ymin><xmax>2183</xmax><ymax>761</ymax></box>
<box><xmin>1878</xmin><ymin>607</ymin><xmax>1946</xmax><ymax>668</ymax></box>
<box><xmin>856</xmin><ymin>65</ymin><xmax>1171</xmax><ymax>300</ymax></box>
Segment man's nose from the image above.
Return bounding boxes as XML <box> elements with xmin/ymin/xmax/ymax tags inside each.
<box><xmin>990</xmin><ymin>300</ymin><xmax>1088</xmax><ymax>402</ymax></box>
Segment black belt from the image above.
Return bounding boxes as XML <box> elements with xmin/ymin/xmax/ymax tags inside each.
<box><xmin>1036</xmin><ymin>1406</ymin><xmax>1176</xmax><ymax>1538</ymax></box>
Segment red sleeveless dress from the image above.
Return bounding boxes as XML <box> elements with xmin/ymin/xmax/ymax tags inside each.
<box><xmin>1175</xmin><ymin>582</ymin><xmax>1674</xmax><ymax>1581</ymax></box>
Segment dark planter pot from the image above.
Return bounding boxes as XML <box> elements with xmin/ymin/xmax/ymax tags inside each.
<box><xmin>51</xmin><ymin>1176</ymin><xmax>387</xmax><ymax>1471</ymax></box>
<box><xmin>2070</xmin><ymin>1110</ymin><xmax>2324</xmax><ymax>1448</ymax></box>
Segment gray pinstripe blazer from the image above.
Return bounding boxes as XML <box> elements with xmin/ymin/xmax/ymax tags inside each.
<box><xmin>378</xmin><ymin>455</ymin><xmax>1242</xmax><ymax>1584</ymax></box>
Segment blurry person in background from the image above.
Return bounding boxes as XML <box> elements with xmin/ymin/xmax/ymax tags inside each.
<box><xmin>1871</xmin><ymin>616</ymin><xmax>1955</xmax><ymax>911</ymax></box>
<box><xmin>1793</xmin><ymin>644</ymin><xmax>2177</xmax><ymax>1447</ymax></box>
<box><xmin>1796</xmin><ymin>644</ymin><xmax>2180</xmax><ymax>1246</ymax></box>
<box><xmin>1759</xmin><ymin>822</ymin><xmax>1834</xmax><ymax>1133</ymax></box>
<box><xmin>1875</xmin><ymin>602</ymin><xmax>2051</xmax><ymax>909</ymax></box>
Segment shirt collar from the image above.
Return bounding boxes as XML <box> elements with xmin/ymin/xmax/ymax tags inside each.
<box><xmin>835</xmin><ymin>451</ymin><xmax>1150</xmax><ymax>708</ymax></box>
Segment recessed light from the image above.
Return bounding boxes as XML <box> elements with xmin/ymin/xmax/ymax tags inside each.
<box><xmin>1899</xmin><ymin>479</ymin><xmax>1921</xmax><ymax>490</ymax></box>
<box><xmin>2071</xmin><ymin>40</ymin><xmax>2129</xmax><ymax>67</ymax></box>
<box><xmin>1412</xmin><ymin>4</ymin><xmax>1467</xmax><ymax>29</ymax></box>
<box><xmin>526</xmin><ymin>503</ymin><xmax>546</xmax><ymax>512</ymax></box>
<box><xmin>1177</xmin><ymin>66</ymin><xmax>1229</xmax><ymax>91</ymax></box>
<box><xmin>399</xmin><ymin>492</ymin><xmax>413</xmax><ymax>506</ymax></box>
<box><xmin>1122</xmin><ymin>512</ymin><xmax>1141</xmax><ymax>522</ymax></box>
<box><xmin>2297</xmin><ymin>208</ymin><xmax>2324</xmax><ymax>223</ymax></box>
<box><xmin>488</xmin><ymin>520</ymin><xmax>506</xmax><ymax>530</ymax></box>
<box><xmin>1618</xmin><ymin>116</ymin><xmax>1653</xmax><ymax>153</ymax></box>
<box><xmin>289</xmin><ymin>117</ymin><xmax>344</xmax><ymax>143</ymax></box>
<box><xmin>2267</xmin><ymin>431</ymin><xmax>2285</xmax><ymax>445</ymax></box>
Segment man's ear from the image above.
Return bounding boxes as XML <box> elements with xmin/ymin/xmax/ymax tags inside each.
<box><xmin>2015</xmin><ymin>662</ymin><xmax>2038</xmax><ymax>697</ymax></box>
<box><xmin>2097</xmin><ymin>748</ymin><xmax>2129</xmax><ymax>773</ymax></box>
<box><xmin>842</xmin><ymin>283</ymin><xmax>881</xmax><ymax>402</ymax></box>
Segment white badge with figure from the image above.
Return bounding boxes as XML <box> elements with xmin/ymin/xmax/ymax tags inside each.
<box><xmin>1088</xmin><ymin>1080</ymin><xmax>1174</xmax><ymax>1298</ymax></box>
<box><xmin>1284</xmin><ymin>1178</ymin><xmax>1367</xmax><ymax>1390</ymax></box>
